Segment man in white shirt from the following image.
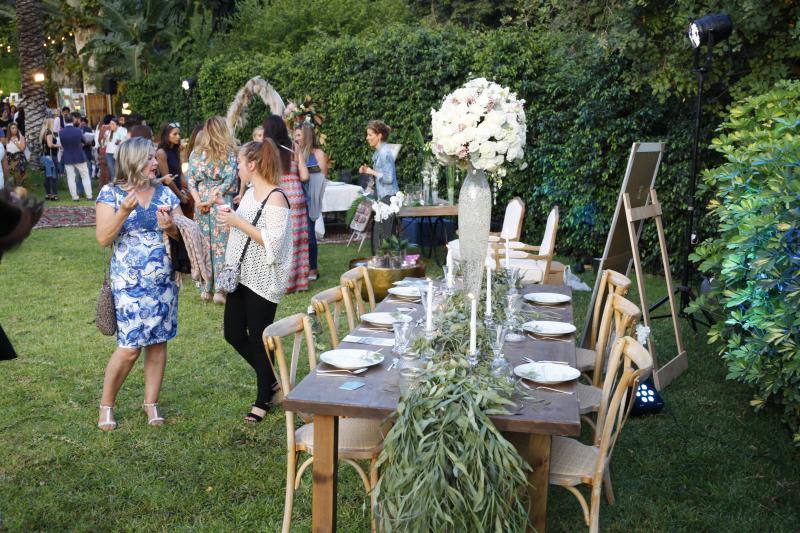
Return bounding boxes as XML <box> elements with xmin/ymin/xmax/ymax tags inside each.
<box><xmin>103</xmin><ymin>116</ymin><xmax>128</xmax><ymax>181</ymax></box>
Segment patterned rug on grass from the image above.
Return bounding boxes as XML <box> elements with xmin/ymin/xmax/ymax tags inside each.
<box><xmin>35</xmin><ymin>206</ymin><xmax>96</xmax><ymax>229</ymax></box>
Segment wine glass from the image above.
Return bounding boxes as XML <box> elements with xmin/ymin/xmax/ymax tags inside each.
<box><xmin>505</xmin><ymin>292</ymin><xmax>525</xmax><ymax>342</ymax></box>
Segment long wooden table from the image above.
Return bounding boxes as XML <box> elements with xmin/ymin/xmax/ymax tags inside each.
<box><xmin>397</xmin><ymin>204</ymin><xmax>459</xmax><ymax>265</ymax></box>
<box><xmin>282</xmin><ymin>284</ymin><xmax>580</xmax><ymax>532</ymax></box>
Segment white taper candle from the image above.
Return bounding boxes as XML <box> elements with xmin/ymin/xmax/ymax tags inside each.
<box><xmin>469</xmin><ymin>293</ymin><xmax>477</xmax><ymax>354</ymax></box>
<box><xmin>485</xmin><ymin>265</ymin><xmax>492</xmax><ymax>316</ymax></box>
<box><xmin>426</xmin><ymin>279</ymin><xmax>434</xmax><ymax>332</ymax></box>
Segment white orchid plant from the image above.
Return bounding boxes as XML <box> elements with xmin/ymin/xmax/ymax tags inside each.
<box><xmin>431</xmin><ymin>77</ymin><xmax>527</xmax><ymax>182</ymax></box>
<box><xmin>373</xmin><ymin>191</ymin><xmax>405</xmax><ymax>222</ymax></box>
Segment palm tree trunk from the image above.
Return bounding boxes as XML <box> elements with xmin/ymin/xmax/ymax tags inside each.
<box><xmin>15</xmin><ymin>0</ymin><xmax>47</xmax><ymax>157</ymax></box>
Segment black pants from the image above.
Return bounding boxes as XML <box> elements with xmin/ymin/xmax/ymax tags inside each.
<box><xmin>223</xmin><ymin>284</ymin><xmax>278</xmax><ymax>408</ymax></box>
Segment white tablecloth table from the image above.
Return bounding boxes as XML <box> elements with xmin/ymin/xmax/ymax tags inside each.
<box><xmin>315</xmin><ymin>180</ymin><xmax>364</xmax><ymax>238</ymax></box>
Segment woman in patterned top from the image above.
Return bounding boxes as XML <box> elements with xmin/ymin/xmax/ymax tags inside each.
<box><xmin>187</xmin><ymin>116</ymin><xmax>238</xmax><ymax>304</ymax></box>
<box><xmin>262</xmin><ymin>115</ymin><xmax>309</xmax><ymax>293</ymax></box>
<box><xmin>94</xmin><ymin>137</ymin><xmax>182</xmax><ymax>430</ymax></box>
<box><xmin>217</xmin><ymin>140</ymin><xmax>292</xmax><ymax>422</ymax></box>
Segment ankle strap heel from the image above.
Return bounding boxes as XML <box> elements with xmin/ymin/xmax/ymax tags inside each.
<box><xmin>98</xmin><ymin>405</ymin><xmax>117</xmax><ymax>430</ymax></box>
<box><xmin>142</xmin><ymin>403</ymin><xmax>165</xmax><ymax>426</ymax></box>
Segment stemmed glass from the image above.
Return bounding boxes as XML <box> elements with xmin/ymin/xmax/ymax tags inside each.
<box><xmin>489</xmin><ymin>324</ymin><xmax>513</xmax><ymax>382</ymax></box>
<box><xmin>505</xmin><ymin>292</ymin><xmax>525</xmax><ymax>342</ymax></box>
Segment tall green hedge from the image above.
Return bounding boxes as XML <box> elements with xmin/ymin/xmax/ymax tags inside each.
<box><xmin>127</xmin><ymin>24</ymin><xmax>711</xmax><ymax>262</ymax></box>
<box><xmin>689</xmin><ymin>80</ymin><xmax>800</xmax><ymax>443</ymax></box>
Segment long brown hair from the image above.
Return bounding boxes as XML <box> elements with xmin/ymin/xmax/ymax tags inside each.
<box><xmin>261</xmin><ymin>115</ymin><xmax>292</xmax><ymax>172</ymax></box>
<box><xmin>239</xmin><ymin>139</ymin><xmax>282</xmax><ymax>186</ymax></box>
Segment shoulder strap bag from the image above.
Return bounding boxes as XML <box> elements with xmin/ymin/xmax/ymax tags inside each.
<box><xmin>217</xmin><ymin>189</ymin><xmax>287</xmax><ymax>294</ymax></box>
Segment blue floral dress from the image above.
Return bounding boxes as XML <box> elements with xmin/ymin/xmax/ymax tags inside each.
<box><xmin>96</xmin><ymin>184</ymin><xmax>181</xmax><ymax>348</ymax></box>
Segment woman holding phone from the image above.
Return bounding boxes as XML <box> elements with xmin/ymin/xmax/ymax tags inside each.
<box><xmin>156</xmin><ymin>122</ymin><xmax>193</xmax><ymax>218</ymax></box>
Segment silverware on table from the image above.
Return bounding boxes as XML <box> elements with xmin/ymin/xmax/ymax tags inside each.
<box><xmin>523</xmin><ymin>357</ymin><xmax>569</xmax><ymax>366</ymax></box>
<box><xmin>518</xmin><ymin>381</ymin><xmax>573</xmax><ymax>394</ymax></box>
<box><xmin>316</xmin><ymin>367</ymin><xmax>368</xmax><ymax>376</ymax></box>
<box><xmin>525</xmin><ymin>332</ymin><xmax>572</xmax><ymax>343</ymax></box>
<box><xmin>387</xmin><ymin>357</ymin><xmax>399</xmax><ymax>371</ymax></box>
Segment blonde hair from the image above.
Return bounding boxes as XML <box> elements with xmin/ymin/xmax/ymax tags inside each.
<box><xmin>297</xmin><ymin>123</ymin><xmax>318</xmax><ymax>162</ymax></box>
<box><xmin>40</xmin><ymin>117</ymin><xmax>55</xmax><ymax>144</ymax></box>
<box><xmin>239</xmin><ymin>139</ymin><xmax>282</xmax><ymax>187</ymax></box>
<box><xmin>195</xmin><ymin>116</ymin><xmax>236</xmax><ymax>165</ymax></box>
<box><xmin>251</xmin><ymin>126</ymin><xmax>264</xmax><ymax>141</ymax></box>
<box><xmin>116</xmin><ymin>137</ymin><xmax>156</xmax><ymax>190</ymax></box>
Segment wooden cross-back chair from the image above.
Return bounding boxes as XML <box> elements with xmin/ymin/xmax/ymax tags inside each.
<box><xmin>340</xmin><ymin>266</ymin><xmax>376</xmax><ymax>324</ymax></box>
<box><xmin>576</xmin><ymin>269</ymin><xmax>632</xmax><ymax>373</ymax></box>
<box><xmin>310</xmin><ymin>286</ymin><xmax>350</xmax><ymax>348</ymax></box>
<box><xmin>576</xmin><ymin>293</ymin><xmax>641</xmax><ymax>428</ymax></box>
<box><xmin>549</xmin><ymin>336</ymin><xmax>652</xmax><ymax>532</ymax></box>
<box><xmin>263</xmin><ymin>313</ymin><xmax>384</xmax><ymax>533</ymax></box>
<box><xmin>493</xmin><ymin>206</ymin><xmax>559</xmax><ymax>284</ymax></box>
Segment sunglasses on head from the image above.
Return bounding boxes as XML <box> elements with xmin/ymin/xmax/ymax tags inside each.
<box><xmin>169</xmin><ymin>122</ymin><xmax>180</xmax><ymax>129</ymax></box>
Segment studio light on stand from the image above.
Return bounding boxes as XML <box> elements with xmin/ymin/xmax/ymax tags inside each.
<box><xmin>652</xmin><ymin>13</ymin><xmax>732</xmax><ymax>331</ymax></box>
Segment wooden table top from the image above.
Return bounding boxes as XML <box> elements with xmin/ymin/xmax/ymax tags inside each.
<box><xmin>283</xmin><ymin>284</ymin><xmax>581</xmax><ymax>436</ymax></box>
<box><xmin>398</xmin><ymin>204</ymin><xmax>458</xmax><ymax>217</ymax></box>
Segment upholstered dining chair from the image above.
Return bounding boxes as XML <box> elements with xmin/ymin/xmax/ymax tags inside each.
<box><xmin>340</xmin><ymin>266</ymin><xmax>376</xmax><ymax>323</ymax></box>
<box><xmin>549</xmin><ymin>336</ymin><xmax>652</xmax><ymax>532</ymax></box>
<box><xmin>576</xmin><ymin>293</ymin><xmax>641</xmax><ymax>429</ymax></box>
<box><xmin>310</xmin><ymin>286</ymin><xmax>350</xmax><ymax>347</ymax></box>
<box><xmin>575</xmin><ymin>270</ymin><xmax>632</xmax><ymax>374</ymax></box>
<box><xmin>493</xmin><ymin>206</ymin><xmax>559</xmax><ymax>284</ymax></box>
<box><xmin>263</xmin><ymin>313</ymin><xmax>384</xmax><ymax>533</ymax></box>
<box><xmin>446</xmin><ymin>197</ymin><xmax>526</xmax><ymax>264</ymax></box>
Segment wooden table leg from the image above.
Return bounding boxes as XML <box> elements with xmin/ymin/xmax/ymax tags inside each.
<box><xmin>312</xmin><ymin>415</ymin><xmax>339</xmax><ymax>533</ymax></box>
<box><xmin>506</xmin><ymin>432</ymin><xmax>552</xmax><ymax>533</ymax></box>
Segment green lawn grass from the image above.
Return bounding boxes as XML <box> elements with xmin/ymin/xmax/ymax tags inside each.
<box><xmin>0</xmin><ymin>225</ymin><xmax>798</xmax><ymax>531</ymax></box>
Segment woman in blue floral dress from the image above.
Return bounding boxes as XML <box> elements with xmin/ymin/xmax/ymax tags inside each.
<box><xmin>95</xmin><ymin>137</ymin><xmax>182</xmax><ymax>431</ymax></box>
<box><xmin>187</xmin><ymin>116</ymin><xmax>238</xmax><ymax>304</ymax></box>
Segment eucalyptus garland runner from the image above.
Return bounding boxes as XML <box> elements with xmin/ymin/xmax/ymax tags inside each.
<box><xmin>374</xmin><ymin>283</ymin><xmax>536</xmax><ymax>532</ymax></box>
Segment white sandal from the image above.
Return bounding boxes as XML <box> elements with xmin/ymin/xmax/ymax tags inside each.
<box><xmin>98</xmin><ymin>405</ymin><xmax>117</xmax><ymax>430</ymax></box>
<box><xmin>142</xmin><ymin>402</ymin><xmax>165</xmax><ymax>426</ymax></box>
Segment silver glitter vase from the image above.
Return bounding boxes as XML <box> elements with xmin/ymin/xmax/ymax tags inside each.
<box><xmin>457</xmin><ymin>165</ymin><xmax>491</xmax><ymax>299</ymax></box>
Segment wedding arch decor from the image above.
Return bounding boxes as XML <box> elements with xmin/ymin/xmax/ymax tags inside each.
<box><xmin>225</xmin><ymin>76</ymin><xmax>286</xmax><ymax>137</ymax></box>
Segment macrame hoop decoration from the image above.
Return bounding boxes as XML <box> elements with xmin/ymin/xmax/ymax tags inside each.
<box><xmin>225</xmin><ymin>76</ymin><xmax>286</xmax><ymax>138</ymax></box>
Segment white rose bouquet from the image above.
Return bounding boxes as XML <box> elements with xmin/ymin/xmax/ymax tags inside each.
<box><xmin>373</xmin><ymin>191</ymin><xmax>405</xmax><ymax>222</ymax></box>
<box><xmin>430</xmin><ymin>77</ymin><xmax>526</xmax><ymax>179</ymax></box>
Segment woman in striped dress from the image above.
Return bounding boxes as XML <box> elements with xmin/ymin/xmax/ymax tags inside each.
<box><xmin>262</xmin><ymin>115</ymin><xmax>309</xmax><ymax>293</ymax></box>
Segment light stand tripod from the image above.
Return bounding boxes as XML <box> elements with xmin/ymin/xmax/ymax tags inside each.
<box><xmin>649</xmin><ymin>13</ymin><xmax>732</xmax><ymax>330</ymax></box>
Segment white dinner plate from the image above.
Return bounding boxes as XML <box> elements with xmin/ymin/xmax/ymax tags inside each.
<box><xmin>387</xmin><ymin>286</ymin><xmax>422</xmax><ymax>299</ymax></box>
<box><xmin>523</xmin><ymin>292</ymin><xmax>572</xmax><ymax>305</ymax></box>
<box><xmin>361</xmin><ymin>312</ymin><xmax>412</xmax><ymax>326</ymax></box>
<box><xmin>522</xmin><ymin>320</ymin><xmax>577</xmax><ymax>336</ymax></box>
<box><xmin>514</xmin><ymin>362</ymin><xmax>580</xmax><ymax>384</ymax></box>
<box><xmin>319</xmin><ymin>349</ymin><xmax>384</xmax><ymax>370</ymax></box>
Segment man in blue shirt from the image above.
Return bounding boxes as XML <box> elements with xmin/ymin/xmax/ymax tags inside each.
<box><xmin>59</xmin><ymin>111</ymin><xmax>92</xmax><ymax>201</ymax></box>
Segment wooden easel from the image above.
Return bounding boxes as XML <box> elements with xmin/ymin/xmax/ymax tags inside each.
<box><xmin>623</xmin><ymin>188</ymin><xmax>687</xmax><ymax>389</ymax></box>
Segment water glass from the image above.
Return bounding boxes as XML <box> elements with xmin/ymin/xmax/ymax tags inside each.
<box><xmin>399</xmin><ymin>367</ymin><xmax>424</xmax><ymax>396</ymax></box>
<box><xmin>392</xmin><ymin>318</ymin><xmax>413</xmax><ymax>355</ymax></box>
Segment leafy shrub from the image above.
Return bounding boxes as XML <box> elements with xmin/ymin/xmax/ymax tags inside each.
<box><xmin>181</xmin><ymin>25</ymin><xmax>706</xmax><ymax>261</ymax></box>
<box><xmin>689</xmin><ymin>80</ymin><xmax>800</xmax><ymax>443</ymax></box>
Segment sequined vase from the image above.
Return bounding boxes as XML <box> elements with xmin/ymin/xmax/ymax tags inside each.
<box><xmin>457</xmin><ymin>164</ymin><xmax>491</xmax><ymax>299</ymax></box>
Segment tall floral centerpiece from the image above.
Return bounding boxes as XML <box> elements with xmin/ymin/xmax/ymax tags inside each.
<box><xmin>431</xmin><ymin>78</ymin><xmax>526</xmax><ymax>297</ymax></box>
